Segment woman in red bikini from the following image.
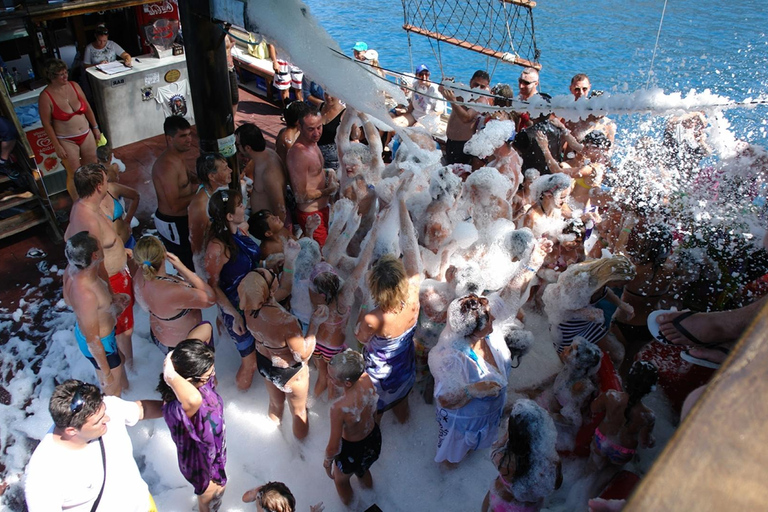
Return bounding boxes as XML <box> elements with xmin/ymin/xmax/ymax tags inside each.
<box><xmin>38</xmin><ymin>59</ymin><xmax>101</xmax><ymax>200</ymax></box>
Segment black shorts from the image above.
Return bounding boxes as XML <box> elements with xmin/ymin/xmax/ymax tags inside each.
<box><xmin>444</xmin><ymin>138</ymin><xmax>472</xmax><ymax>165</ymax></box>
<box><xmin>153</xmin><ymin>210</ymin><xmax>194</xmax><ymax>270</ymax></box>
<box><xmin>256</xmin><ymin>350</ymin><xmax>303</xmax><ymax>389</ymax></box>
<box><xmin>335</xmin><ymin>423</ymin><xmax>382</xmax><ymax>477</ymax></box>
<box><xmin>85</xmin><ymin>351</ymin><xmax>122</xmax><ymax>370</ymax></box>
<box><xmin>613</xmin><ymin>320</ymin><xmax>652</xmax><ymax>343</ymax></box>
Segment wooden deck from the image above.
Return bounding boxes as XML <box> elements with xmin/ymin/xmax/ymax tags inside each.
<box><xmin>0</xmin><ymin>87</ymin><xmax>282</xmax><ymax>314</ymax></box>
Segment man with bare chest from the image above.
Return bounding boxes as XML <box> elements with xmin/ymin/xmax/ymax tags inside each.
<box><xmin>65</xmin><ymin>164</ymin><xmax>133</xmax><ymax>386</ymax></box>
<box><xmin>152</xmin><ymin>116</ymin><xmax>196</xmax><ymax>269</ymax></box>
<box><xmin>286</xmin><ymin>109</ymin><xmax>338</xmax><ymax>246</ymax></box>
<box><xmin>62</xmin><ymin>231</ymin><xmax>125</xmax><ymax>396</ymax></box>
<box><xmin>235</xmin><ymin>123</ymin><xmax>289</xmax><ymax>227</ymax></box>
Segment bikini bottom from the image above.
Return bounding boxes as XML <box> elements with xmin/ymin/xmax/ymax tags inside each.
<box><xmin>256</xmin><ymin>350</ymin><xmax>303</xmax><ymax>391</ymax></box>
<box><xmin>58</xmin><ymin>129</ymin><xmax>91</xmax><ymax>146</ymax></box>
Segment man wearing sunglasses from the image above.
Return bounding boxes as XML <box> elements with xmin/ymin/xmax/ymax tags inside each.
<box><xmin>25</xmin><ymin>380</ymin><xmax>162</xmax><ymax>511</ymax></box>
<box><xmin>517</xmin><ymin>67</ymin><xmax>540</xmax><ymax>102</ymax></box>
<box><xmin>569</xmin><ymin>73</ymin><xmax>591</xmax><ymax>101</ymax></box>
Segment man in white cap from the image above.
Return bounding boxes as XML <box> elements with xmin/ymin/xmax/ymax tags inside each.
<box><xmin>392</xmin><ymin>64</ymin><xmax>445</xmax><ymax>129</ymax></box>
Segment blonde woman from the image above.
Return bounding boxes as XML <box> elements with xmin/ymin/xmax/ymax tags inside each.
<box><xmin>132</xmin><ymin>235</ymin><xmax>216</xmax><ymax>352</ymax></box>
<box><xmin>542</xmin><ymin>255</ymin><xmax>636</xmax><ymax>362</ymax></box>
<box><xmin>355</xmin><ymin>195</ymin><xmax>422</xmax><ymax>423</ymax></box>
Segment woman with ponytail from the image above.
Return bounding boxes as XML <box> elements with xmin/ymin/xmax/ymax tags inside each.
<box><xmin>133</xmin><ymin>235</ymin><xmax>216</xmax><ymax>352</ymax></box>
<box><xmin>204</xmin><ymin>189</ymin><xmax>263</xmax><ymax>391</ymax></box>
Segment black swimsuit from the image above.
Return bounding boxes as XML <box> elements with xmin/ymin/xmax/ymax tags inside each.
<box><xmin>149</xmin><ymin>275</ymin><xmax>192</xmax><ymax>321</ymax></box>
<box><xmin>251</xmin><ymin>270</ymin><xmax>305</xmax><ymax>389</ymax></box>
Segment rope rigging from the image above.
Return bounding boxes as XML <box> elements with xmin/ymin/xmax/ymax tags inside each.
<box><xmin>646</xmin><ymin>0</ymin><xmax>669</xmax><ymax>89</ymax></box>
<box><xmin>401</xmin><ymin>0</ymin><xmax>541</xmax><ymax>71</ymax></box>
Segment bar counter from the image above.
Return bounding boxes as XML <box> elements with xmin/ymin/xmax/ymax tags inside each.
<box><xmin>86</xmin><ymin>53</ymin><xmax>195</xmax><ymax>148</ymax></box>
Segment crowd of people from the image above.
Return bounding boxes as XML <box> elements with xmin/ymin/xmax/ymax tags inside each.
<box><xmin>23</xmin><ymin>43</ymin><xmax>768</xmax><ymax>512</ymax></box>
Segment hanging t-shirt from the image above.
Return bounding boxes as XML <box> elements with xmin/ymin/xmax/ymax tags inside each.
<box><xmin>156</xmin><ymin>79</ymin><xmax>194</xmax><ymax>122</ymax></box>
<box><xmin>24</xmin><ymin>396</ymin><xmax>150</xmax><ymax>512</ymax></box>
<box><xmin>83</xmin><ymin>40</ymin><xmax>126</xmax><ymax>65</ymax></box>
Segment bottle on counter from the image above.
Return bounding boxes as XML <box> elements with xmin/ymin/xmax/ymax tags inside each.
<box><xmin>27</xmin><ymin>68</ymin><xmax>35</xmax><ymax>82</ymax></box>
<box><xmin>12</xmin><ymin>68</ymin><xmax>21</xmax><ymax>86</ymax></box>
<box><xmin>2</xmin><ymin>68</ymin><xmax>17</xmax><ymax>94</ymax></box>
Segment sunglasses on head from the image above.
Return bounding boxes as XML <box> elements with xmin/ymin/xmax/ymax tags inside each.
<box><xmin>70</xmin><ymin>382</ymin><xmax>94</xmax><ymax>413</ymax></box>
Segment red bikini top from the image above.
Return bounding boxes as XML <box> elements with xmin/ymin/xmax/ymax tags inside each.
<box><xmin>45</xmin><ymin>82</ymin><xmax>87</xmax><ymax>122</ymax></box>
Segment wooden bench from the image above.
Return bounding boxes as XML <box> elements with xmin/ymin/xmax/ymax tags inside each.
<box><xmin>231</xmin><ymin>46</ymin><xmax>275</xmax><ymax>102</ymax></box>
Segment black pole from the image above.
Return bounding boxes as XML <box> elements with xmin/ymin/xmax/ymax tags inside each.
<box><xmin>177</xmin><ymin>0</ymin><xmax>237</xmax><ymax>176</ymax></box>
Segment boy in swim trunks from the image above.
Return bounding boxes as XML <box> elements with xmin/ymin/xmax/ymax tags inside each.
<box><xmin>324</xmin><ymin>350</ymin><xmax>381</xmax><ymax>506</ymax></box>
<box><xmin>63</xmin><ymin>231</ymin><xmax>127</xmax><ymax>396</ymax></box>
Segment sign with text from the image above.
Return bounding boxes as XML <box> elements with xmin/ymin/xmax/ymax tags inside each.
<box><xmin>25</xmin><ymin>127</ymin><xmax>64</xmax><ymax>175</ymax></box>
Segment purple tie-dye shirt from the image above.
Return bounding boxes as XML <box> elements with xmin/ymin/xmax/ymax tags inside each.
<box><xmin>163</xmin><ymin>379</ymin><xmax>227</xmax><ymax>494</ymax></box>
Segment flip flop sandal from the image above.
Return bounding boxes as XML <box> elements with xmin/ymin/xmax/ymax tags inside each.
<box><xmin>662</xmin><ymin>310</ymin><xmax>729</xmax><ymax>349</ymax></box>
<box><xmin>669</xmin><ymin>310</ymin><xmax>709</xmax><ymax>347</ymax></box>
<box><xmin>680</xmin><ymin>346</ymin><xmax>730</xmax><ymax>370</ymax></box>
<box><xmin>647</xmin><ymin>308</ymin><xmax>680</xmax><ymax>345</ymax></box>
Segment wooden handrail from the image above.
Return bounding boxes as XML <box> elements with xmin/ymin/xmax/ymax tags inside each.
<box><xmin>402</xmin><ymin>24</ymin><xmax>541</xmax><ymax>70</ymax></box>
<box><xmin>501</xmin><ymin>0</ymin><xmax>537</xmax><ymax>8</ymax></box>
<box><xmin>26</xmin><ymin>0</ymin><xmax>158</xmax><ymax>22</ymax></box>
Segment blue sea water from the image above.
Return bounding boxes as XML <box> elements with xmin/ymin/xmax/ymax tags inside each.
<box><xmin>303</xmin><ymin>0</ymin><xmax>768</xmax><ymax>145</ymax></box>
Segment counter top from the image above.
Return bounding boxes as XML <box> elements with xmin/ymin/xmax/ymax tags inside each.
<box><xmin>10</xmin><ymin>86</ymin><xmax>45</xmax><ymax>107</ymax></box>
<box><xmin>85</xmin><ymin>53</ymin><xmax>187</xmax><ymax>82</ymax></box>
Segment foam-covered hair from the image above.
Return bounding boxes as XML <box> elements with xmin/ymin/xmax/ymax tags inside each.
<box><xmin>565</xmin><ymin>337</ymin><xmax>602</xmax><ymax>377</ymax></box>
<box><xmin>503</xmin><ymin>327</ymin><xmax>534</xmax><ymax>368</ymax></box>
<box><xmin>429</xmin><ymin>166</ymin><xmax>463</xmax><ymax>203</ymax></box>
<box><xmin>294</xmin><ymin>237</ymin><xmax>322</xmax><ymax>281</ymax></box>
<box><xmin>523</xmin><ymin>168</ymin><xmax>540</xmax><ymax>182</ymax></box>
<box><xmin>453</xmin><ymin>262</ymin><xmax>485</xmax><ymax>296</ymax></box>
<box><xmin>465</xmin><ymin>166</ymin><xmax>513</xmax><ymax>199</ymax></box>
<box><xmin>343</xmin><ymin>142</ymin><xmax>373</xmax><ymax>166</ymax></box>
<box><xmin>65</xmin><ymin>231</ymin><xmax>99</xmax><ymax>269</ymax></box>
<box><xmin>447</xmin><ymin>294</ymin><xmax>491</xmax><ymax>338</ymax></box>
<box><xmin>506</xmin><ymin>398</ymin><xmax>559</xmax><ymax>503</ymax></box>
<box><xmin>529</xmin><ymin>173</ymin><xmax>572</xmax><ymax>202</ymax></box>
<box><xmin>504</xmin><ymin>228</ymin><xmax>535</xmax><ymax>260</ymax></box>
